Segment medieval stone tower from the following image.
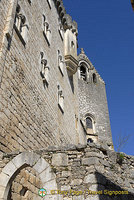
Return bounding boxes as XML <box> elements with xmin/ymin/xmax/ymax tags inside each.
<box><xmin>77</xmin><ymin>49</ymin><xmax>113</xmax><ymax>146</ymax></box>
<box><xmin>0</xmin><ymin>0</ymin><xmax>134</xmax><ymax>199</ymax></box>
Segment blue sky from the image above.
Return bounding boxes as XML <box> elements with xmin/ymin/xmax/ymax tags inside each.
<box><xmin>63</xmin><ymin>0</ymin><xmax>134</xmax><ymax>155</ymax></box>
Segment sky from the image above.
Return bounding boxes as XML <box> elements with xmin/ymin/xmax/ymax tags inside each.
<box><xmin>63</xmin><ymin>0</ymin><xmax>134</xmax><ymax>155</ymax></box>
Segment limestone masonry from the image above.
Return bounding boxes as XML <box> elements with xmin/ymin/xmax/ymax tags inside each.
<box><xmin>0</xmin><ymin>0</ymin><xmax>133</xmax><ymax>199</ymax></box>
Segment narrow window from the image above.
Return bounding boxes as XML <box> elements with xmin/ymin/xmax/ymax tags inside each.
<box><xmin>80</xmin><ymin>65</ymin><xmax>86</xmax><ymax>81</ymax></box>
<box><xmin>93</xmin><ymin>73</ymin><xmax>97</xmax><ymax>83</ymax></box>
<box><xmin>58</xmin><ymin>50</ymin><xmax>64</xmax><ymax>75</ymax></box>
<box><xmin>71</xmin><ymin>41</ymin><xmax>75</xmax><ymax>48</ymax></box>
<box><xmin>86</xmin><ymin>117</ymin><xmax>93</xmax><ymax>129</ymax></box>
<box><xmin>58</xmin><ymin>85</ymin><xmax>64</xmax><ymax>113</ymax></box>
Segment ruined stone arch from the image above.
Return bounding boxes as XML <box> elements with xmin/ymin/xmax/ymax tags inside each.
<box><xmin>0</xmin><ymin>152</ymin><xmax>57</xmax><ymax>200</ymax></box>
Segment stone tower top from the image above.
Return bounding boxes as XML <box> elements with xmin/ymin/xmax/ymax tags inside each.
<box><xmin>80</xmin><ymin>48</ymin><xmax>85</xmax><ymax>54</ymax></box>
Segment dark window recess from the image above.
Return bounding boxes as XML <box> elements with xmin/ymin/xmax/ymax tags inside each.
<box><xmin>87</xmin><ymin>138</ymin><xmax>93</xmax><ymax>144</ymax></box>
<box><xmin>93</xmin><ymin>73</ymin><xmax>97</xmax><ymax>83</ymax></box>
<box><xmin>80</xmin><ymin>65</ymin><xmax>86</xmax><ymax>81</ymax></box>
<box><xmin>86</xmin><ymin>117</ymin><xmax>92</xmax><ymax>129</ymax></box>
<box><xmin>28</xmin><ymin>0</ymin><xmax>32</xmax><ymax>4</ymax></box>
<box><xmin>20</xmin><ymin>187</ymin><xmax>28</xmax><ymax>196</ymax></box>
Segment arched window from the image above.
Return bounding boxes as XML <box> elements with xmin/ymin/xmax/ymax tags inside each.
<box><xmin>93</xmin><ymin>73</ymin><xmax>97</xmax><ymax>83</ymax></box>
<box><xmin>86</xmin><ymin>117</ymin><xmax>93</xmax><ymax>129</ymax></box>
<box><xmin>80</xmin><ymin>65</ymin><xmax>86</xmax><ymax>81</ymax></box>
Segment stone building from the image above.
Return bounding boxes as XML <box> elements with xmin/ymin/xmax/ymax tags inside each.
<box><xmin>0</xmin><ymin>0</ymin><xmax>134</xmax><ymax>199</ymax></box>
<box><xmin>131</xmin><ymin>0</ymin><xmax>134</xmax><ymax>10</ymax></box>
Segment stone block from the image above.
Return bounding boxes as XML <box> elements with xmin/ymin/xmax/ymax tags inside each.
<box><xmin>84</xmin><ymin>174</ymin><xmax>96</xmax><ymax>184</ymax></box>
<box><xmin>73</xmin><ymin>195</ymin><xmax>84</xmax><ymax>200</ymax></box>
<box><xmin>46</xmin><ymin>194</ymin><xmax>63</xmax><ymax>200</ymax></box>
<box><xmin>130</xmin><ymin>170</ymin><xmax>134</xmax><ymax>179</ymax></box>
<box><xmin>0</xmin><ymin>186</ymin><xmax>6</xmax><ymax>199</ymax></box>
<box><xmin>62</xmin><ymin>171</ymin><xmax>71</xmax><ymax>177</ymax></box>
<box><xmin>82</xmin><ymin>157</ymin><xmax>99</xmax><ymax>166</ymax></box>
<box><xmin>52</xmin><ymin>153</ymin><xmax>68</xmax><ymax>167</ymax></box>
<box><xmin>61</xmin><ymin>185</ymin><xmax>71</xmax><ymax>191</ymax></box>
<box><xmin>99</xmin><ymin>159</ymin><xmax>110</xmax><ymax>167</ymax></box>
<box><xmin>12</xmin><ymin>152</ymin><xmax>40</xmax><ymax>169</ymax></box>
<box><xmin>89</xmin><ymin>184</ymin><xmax>105</xmax><ymax>191</ymax></box>
<box><xmin>43</xmin><ymin>179</ymin><xmax>57</xmax><ymax>192</ymax></box>
<box><xmin>70</xmin><ymin>179</ymin><xmax>82</xmax><ymax>186</ymax></box>
<box><xmin>95</xmin><ymin>165</ymin><xmax>104</xmax><ymax>174</ymax></box>
<box><xmin>2</xmin><ymin>161</ymin><xmax>17</xmax><ymax>177</ymax></box>
<box><xmin>85</xmin><ymin>195</ymin><xmax>100</xmax><ymax>200</ymax></box>
<box><xmin>39</xmin><ymin>166</ymin><xmax>56</xmax><ymax>184</ymax></box>
<box><xmin>33</xmin><ymin>157</ymin><xmax>49</xmax><ymax>174</ymax></box>
<box><xmin>85</xmin><ymin>152</ymin><xmax>104</xmax><ymax>158</ymax></box>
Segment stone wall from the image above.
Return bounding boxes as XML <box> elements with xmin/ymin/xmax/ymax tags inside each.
<box><xmin>78</xmin><ymin>73</ymin><xmax>112</xmax><ymax>145</ymax></box>
<box><xmin>0</xmin><ymin>1</ymin><xmax>133</xmax><ymax>200</ymax></box>
<box><xmin>0</xmin><ymin>0</ymin><xmax>80</xmax><ymax>153</ymax></box>
<box><xmin>0</xmin><ymin>144</ymin><xmax>134</xmax><ymax>199</ymax></box>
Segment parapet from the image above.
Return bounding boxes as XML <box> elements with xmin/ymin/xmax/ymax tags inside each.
<box><xmin>53</xmin><ymin>0</ymin><xmax>78</xmax><ymax>34</ymax></box>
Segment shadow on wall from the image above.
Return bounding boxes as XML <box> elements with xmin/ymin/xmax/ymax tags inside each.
<box><xmin>95</xmin><ymin>172</ymin><xmax>134</xmax><ymax>200</ymax></box>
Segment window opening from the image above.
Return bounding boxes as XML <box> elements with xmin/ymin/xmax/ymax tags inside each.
<box><xmin>80</xmin><ymin>65</ymin><xmax>86</xmax><ymax>81</ymax></box>
<box><xmin>86</xmin><ymin>117</ymin><xmax>93</xmax><ymax>129</ymax></box>
<box><xmin>87</xmin><ymin>138</ymin><xmax>93</xmax><ymax>144</ymax></box>
<box><xmin>93</xmin><ymin>73</ymin><xmax>97</xmax><ymax>83</ymax></box>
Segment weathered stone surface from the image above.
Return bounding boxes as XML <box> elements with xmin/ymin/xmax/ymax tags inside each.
<box><xmin>62</xmin><ymin>171</ymin><xmax>71</xmax><ymax>177</ymax></box>
<box><xmin>130</xmin><ymin>170</ymin><xmax>134</xmax><ymax>179</ymax></box>
<box><xmin>85</xmin><ymin>152</ymin><xmax>104</xmax><ymax>158</ymax></box>
<box><xmin>52</xmin><ymin>153</ymin><xmax>68</xmax><ymax>166</ymax></box>
<box><xmin>2</xmin><ymin>161</ymin><xmax>17</xmax><ymax>177</ymax></box>
<box><xmin>73</xmin><ymin>195</ymin><xmax>84</xmax><ymax>200</ymax></box>
<box><xmin>39</xmin><ymin>166</ymin><xmax>56</xmax><ymax>183</ymax></box>
<box><xmin>0</xmin><ymin>186</ymin><xmax>6</xmax><ymax>199</ymax></box>
<box><xmin>85</xmin><ymin>195</ymin><xmax>100</xmax><ymax>200</ymax></box>
<box><xmin>0</xmin><ymin>0</ymin><xmax>133</xmax><ymax>193</ymax></box>
<box><xmin>99</xmin><ymin>159</ymin><xmax>110</xmax><ymax>167</ymax></box>
<box><xmin>71</xmin><ymin>179</ymin><xmax>83</xmax><ymax>186</ymax></box>
<box><xmin>82</xmin><ymin>157</ymin><xmax>99</xmax><ymax>166</ymax></box>
<box><xmin>84</xmin><ymin>174</ymin><xmax>96</xmax><ymax>184</ymax></box>
<box><xmin>43</xmin><ymin>179</ymin><xmax>57</xmax><ymax>191</ymax></box>
<box><xmin>0</xmin><ymin>146</ymin><xmax>134</xmax><ymax>199</ymax></box>
<box><xmin>89</xmin><ymin>184</ymin><xmax>105</xmax><ymax>191</ymax></box>
<box><xmin>33</xmin><ymin>157</ymin><xmax>49</xmax><ymax>174</ymax></box>
<box><xmin>61</xmin><ymin>185</ymin><xmax>71</xmax><ymax>190</ymax></box>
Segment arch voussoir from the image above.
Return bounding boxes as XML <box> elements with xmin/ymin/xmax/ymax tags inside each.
<box><xmin>33</xmin><ymin>157</ymin><xmax>49</xmax><ymax>174</ymax></box>
<box><xmin>0</xmin><ymin>152</ymin><xmax>57</xmax><ymax>200</ymax></box>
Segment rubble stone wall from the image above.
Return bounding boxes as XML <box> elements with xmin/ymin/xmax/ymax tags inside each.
<box><xmin>0</xmin><ymin>144</ymin><xmax>134</xmax><ymax>200</ymax></box>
